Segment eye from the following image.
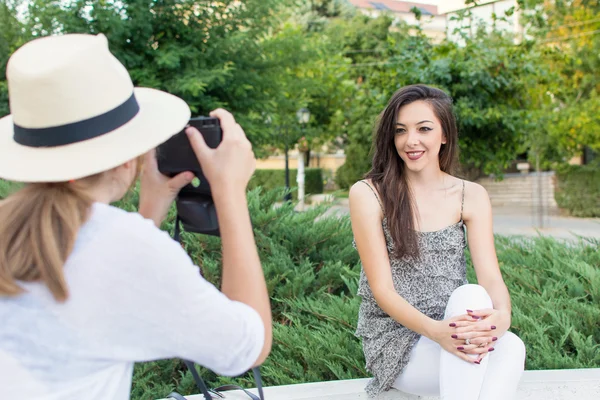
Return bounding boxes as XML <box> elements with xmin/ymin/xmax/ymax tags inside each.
<box><xmin>395</xmin><ymin>128</ymin><xmax>406</xmax><ymax>134</ymax></box>
<box><xmin>419</xmin><ymin>126</ymin><xmax>432</xmax><ymax>132</ymax></box>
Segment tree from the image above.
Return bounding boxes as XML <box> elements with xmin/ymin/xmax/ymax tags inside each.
<box><xmin>333</xmin><ymin>10</ymin><xmax>540</xmax><ymax>187</ymax></box>
<box><xmin>518</xmin><ymin>0</ymin><xmax>600</xmax><ymax>163</ymax></box>
<box><xmin>0</xmin><ymin>0</ymin><xmax>315</xmax><ymax>150</ymax></box>
<box><xmin>0</xmin><ymin>1</ymin><xmax>28</xmax><ymax>117</ymax></box>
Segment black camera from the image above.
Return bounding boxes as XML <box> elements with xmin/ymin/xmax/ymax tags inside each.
<box><xmin>156</xmin><ymin>117</ymin><xmax>222</xmax><ymax>237</ymax></box>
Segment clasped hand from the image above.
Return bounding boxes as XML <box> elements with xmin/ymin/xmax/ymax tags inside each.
<box><xmin>434</xmin><ymin>308</ymin><xmax>510</xmax><ymax>364</ymax></box>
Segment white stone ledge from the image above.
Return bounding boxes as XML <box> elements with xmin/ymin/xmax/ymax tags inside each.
<box><xmin>158</xmin><ymin>368</ymin><xmax>600</xmax><ymax>400</ymax></box>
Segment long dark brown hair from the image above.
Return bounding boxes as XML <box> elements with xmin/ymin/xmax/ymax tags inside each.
<box><xmin>365</xmin><ymin>84</ymin><xmax>459</xmax><ymax>259</ymax></box>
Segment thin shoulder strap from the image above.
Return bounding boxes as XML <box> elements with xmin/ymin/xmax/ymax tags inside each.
<box><xmin>460</xmin><ymin>179</ymin><xmax>465</xmax><ymax>222</ymax></box>
<box><xmin>359</xmin><ymin>180</ymin><xmax>384</xmax><ymax>213</ymax></box>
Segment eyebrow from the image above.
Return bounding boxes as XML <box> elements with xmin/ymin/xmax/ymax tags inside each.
<box><xmin>396</xmin><ymin>120</ymin><xmax>434</xmax><ymax>126</ymax></box>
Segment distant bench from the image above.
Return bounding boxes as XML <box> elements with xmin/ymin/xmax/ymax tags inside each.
<box><xmin>158</xmin><ymin>368</ymin><xmax>600</xmax><ymax>400</ymax></box>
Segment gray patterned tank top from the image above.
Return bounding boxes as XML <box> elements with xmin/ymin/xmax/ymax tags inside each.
<box><xmin>353</xmin><ymin>180</ymin><xmax>468</xmax><ymax>397</ymax></box>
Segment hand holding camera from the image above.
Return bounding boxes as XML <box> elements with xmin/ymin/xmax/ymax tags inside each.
<box><xmin>185</xmin><ymin>108</ymin><xmax>257</xmax><ymax>197</ymax></box>
<box><xmin>140</xmin><ymin>108</ymin><xmax>256</xmax><ymax>235</ymax></box>
<box><xmin>139</xmin><ymin>150</ymin><xmax>194</xmax><ymax>228</ymax></box>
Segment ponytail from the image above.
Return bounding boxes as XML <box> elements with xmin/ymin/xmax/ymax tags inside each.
<box><xmin>0</xmin><ymin>175</ymin><xmax>103</xmax><ymax>302</ymax></box>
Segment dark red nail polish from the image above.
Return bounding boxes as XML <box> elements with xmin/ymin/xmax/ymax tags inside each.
<box><xmin>491</xmin><ymin>325</ymin><xmax>496</xmax><ymax>330</ymax></box>
<box><xmin>492</xmin><ymin>337</ymin><xmax>498</xmax><ymax>341</ymax></box>
<box><xmin>452</xmin><ymin>334</ymin><xmax>458</xmax><ymax>339</ymax></box>
<box><xmin>474</xmin><ymin>360</ymin><xmax>481</xmax><ymax>364</ymax></box>
<box><xmin>488</xmin><ymin>347</ymin><xmax>495</xmax><ymax>352</ymax></box>
<box><xmin>472</xmin><ymin>316</ymin><xmax>480</xmax><ymax>319</ymax></box>
<box><xmin>457</xmin><ymin>346</ymin><xmax>464</xmax><ymax>350</ymax></box>
<box><xmin>466</xmin><ymin>309</ymin><xmax>473</xmax><ymax>313</ymax></box>
<box><xmin>449</xmin><ymin>323</ymin><xmax>456</xmax><ymax>327</ymax></box>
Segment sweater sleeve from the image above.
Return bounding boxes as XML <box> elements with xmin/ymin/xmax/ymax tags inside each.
<box><xmin>63</xmin><ymin>209</ymin><xmax>265</xmax><ymax>377</ymax></box>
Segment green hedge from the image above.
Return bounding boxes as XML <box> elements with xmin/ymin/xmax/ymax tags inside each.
<box><xmin>248</xmin><ymin>168</ymin><xmax>324</xmax><ymax>200</ymax></box>
<box><xmin>0</xmin><ymin>180</ymin><xmax>20</xmax><ymax>199</ymax></box>
<box><xmin>555</xmin><ymin>164</ymin><xmax>600</xmax><ymax>217</ymax></box>
<box><xmin>128</xmin><ymin>188</ymin><xmax>600</xmax><ymax>399</ymax></box>
<box><xmin>0</xmin><ymin>167</ymin><xmax>325</xmax><ymax>202</ymax></box>
<box><xmin>2</xmin><ymin>180</ymin><xmax>598</xmax><ymax>398</ymax></box>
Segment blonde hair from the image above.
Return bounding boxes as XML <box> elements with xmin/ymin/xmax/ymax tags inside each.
<box><xmin>0</xmin><ymin>156</ymin><xmax>145</xmax><ymax>302</ymax></box>
<box><xmin>0</xmin><ymin>175</ymin><xmax>105</xmax><ymax>302</ymax></box>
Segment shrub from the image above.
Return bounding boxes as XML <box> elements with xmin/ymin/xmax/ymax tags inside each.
<box><xmin>248</xmin><ymin>168</ymin><xmax>324</xmax><ymax>199</ymax></box>
<box><xmin>130</xmin><ymin>188</ymin><xmax>599</xmax><ymax>399</ymax></box>
<box><xmin>555</xmin><ymin>164</ymin><xmax>600</xmax><ymax>217</ymax></box>
<box><xmin>2</xmin><ymin>179</ymin><xmax>597</xmax><ymax>398</ymax></box>
<box><xmin>0</xmin><ymin>180</ymin><xmax>20</xmax><ymax>199</ymax></box>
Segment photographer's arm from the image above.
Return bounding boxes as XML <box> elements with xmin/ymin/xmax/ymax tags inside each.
<box><xmin>212</xmin><ymin>184</ymin><xmax>272</xmax><ymax>366</ymax></box>
<box><xmin>186</xmin><ymin>109</ymin><xmax>272</xmax><ymax>367</ymax></box>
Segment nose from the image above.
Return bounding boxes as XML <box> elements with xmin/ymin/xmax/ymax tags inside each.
<box><xmin>407</xmin><ymin>129</ymin><xmax>420</xmax><ymax>147</ymax></box>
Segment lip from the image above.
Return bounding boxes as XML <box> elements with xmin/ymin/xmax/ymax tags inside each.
<box><xmin>406</xmin><ymin>151</ymin><xmax>425</xmax><ymax>161</ymax></box>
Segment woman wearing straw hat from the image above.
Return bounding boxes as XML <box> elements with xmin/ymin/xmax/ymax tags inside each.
<box><xmin>0</xmin><ymin>34</ymin><xmax>272</xmax><ymax>399</ymax></box>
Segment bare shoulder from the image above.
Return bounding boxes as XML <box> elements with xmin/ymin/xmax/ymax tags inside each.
<box><xmin>349</xmin><ymin>179</ymin><xmax>383</xmax><ymax>218</ymax></box>
<box><xmin>461</xmin><ymin>180</ymin><xmax>492</xmax><ymax>221</ymax></box>
<box><xmin>464</xmin><ymin>180</ymin><xmax>489</xmax><ymax>201</ymax></box>
<box><xmin>349</xmin><ymin>179</ymin><xmax>377</xmax><ymax>200</ymax></box>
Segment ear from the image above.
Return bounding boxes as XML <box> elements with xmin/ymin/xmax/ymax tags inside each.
<box><xmin>442</xmin><ymin>134</ymin><xmax>447</xmax><ymax>145</ymax></box>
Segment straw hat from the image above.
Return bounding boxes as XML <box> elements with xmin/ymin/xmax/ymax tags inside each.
<box><xmin>0</xmin><ymin>33</ymin><xmax>191</xmax><ymax>182</ymax></box>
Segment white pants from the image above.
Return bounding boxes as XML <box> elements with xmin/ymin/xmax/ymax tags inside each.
<box><xmin>392</xmin><ymin>284</ymin><xmax>526</xmax><ymax>400</ymax></box>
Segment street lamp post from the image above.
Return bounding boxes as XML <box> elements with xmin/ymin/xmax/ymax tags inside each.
<box><xmin>283</xmin><ymin>127</ymin><xmax>291</xmax><ymax>202</ymax></box>
<box><xmin>266</xmin><ymin>114</ymin><xmax>292</xmax><ymax>202</ymax></box>
<box><xmin>296</xmin><ymin>107</ymin><xmax>310</xmax><ymax>211</ymax></box>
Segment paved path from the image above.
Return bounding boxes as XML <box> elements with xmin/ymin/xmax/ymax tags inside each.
<box><xmin>159</xmin><ymin>368</ymin><xmax>600</xmax><ymax>400</ymax></box>
<box><xmin>315</xmin><ymin>202</ymin><xmax>600</xmax><ymax>241</ymax></box>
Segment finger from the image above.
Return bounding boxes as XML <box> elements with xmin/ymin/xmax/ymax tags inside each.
<box><xmin>447</xmin><ymin>314</ymin><xmax>474</xmax><ymax>326</ymax></box>
<box><xmin>186</xmin><ymin>127</ymin><xmax>211</xmax><ymax>162</ymax></box>
<box><xmin>454</xmin><ymin>322</ymin><xmax>496</xmax><ymax>333</ymax></box>
<box><xmin>466</xmin><ymin>335</ymin><xmax>497</xmax><ymax>346</ymax></box>
<box><xmin>453</xmin><ymin>350</ymin><xmax>476</xmax><ymax>364</ymax></box>
<box><xmin>458</xmin><ymin>345</ymin><xmax>493</xmax><ymax>354</ymax></box>
<box><xmin>451</xmin><ymin>320</ymin><xmax>486</xmax><ymax>329</ymax></box>
<box><xmin>209</xmin><ymin>108</ymin><xmax>237</xmax><ymax>137</ymax></box>
<box><xmin>452</xmin><ymin>330</ymin><xmax>493</xmax><ymax>340</ymax></box>
<box><xmin>168</xmin><ymin>171</ymin><xmax>194</xmax><ymax>191</ymax></box>
<box><xmin>453</xmin><ymin>323</ymin><xmax>488</xmax><ymax>333</ymax></box>
<box><xmin>476</xmin><ymin>351</ymin><xmax>490</xmax><ymax>363</ymax></box>
<box><xmin>455</xmin><ymin>338</ymin><xmax>488</xmax><ymax>347</ymax></box>
<box><xmin>468</xmin><ymin>308</ymin><xmax>495</xmax><ymax>318</ymax></box>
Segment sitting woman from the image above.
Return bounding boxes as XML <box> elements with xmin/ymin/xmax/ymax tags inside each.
<box><xmin>0</xmin><ymin>33</ymin><xmax>271</xmax><ymax>399</ymax></box>
<box><xmin>349</xmin><ymin>84</ymin><xmax>526</xmax><ymax>400</ymax></box>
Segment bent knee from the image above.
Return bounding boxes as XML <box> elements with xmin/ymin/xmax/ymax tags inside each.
<box><xmin>451</xmin><ymin>284</ymin><xmax>489</xmax><ymax>297</ymax></box>
<box><xmin>447</xmin><ymin>284</ymin><xmax>492</xmax><ymax>310</ymax></box>
<box><xmin>500</xmin><ymin>331</ymin><xmax>527</xmax><ymax>363</ymax></box>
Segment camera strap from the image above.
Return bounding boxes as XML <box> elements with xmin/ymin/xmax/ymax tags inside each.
<box><xmin>168</xmin><ymin>215</ymin><xmax>265</xmax><ymax>400</ymax></box>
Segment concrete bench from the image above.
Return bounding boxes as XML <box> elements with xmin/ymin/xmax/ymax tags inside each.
<box><xmin>159</xmin><ymin>368</ymin><xmax>600</xmax><ymax>400</ymax></box>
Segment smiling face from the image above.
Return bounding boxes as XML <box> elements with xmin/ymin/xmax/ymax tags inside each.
<box><xmin>394</xmin><ymin>100</ymin><xmax>446</xmax><ymax>174</ymax></box>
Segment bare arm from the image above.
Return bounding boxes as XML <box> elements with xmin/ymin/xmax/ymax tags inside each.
<box><xmin>187</xmin><ymin>109</ymin><xmax>272</xmax><ymax>367</ymax></box>
<box><xmin>351</xmin><ymin>181</ymin><xmax>487</xmax><ymax>363</ymax></box>
<box><xmin>463</xmin><ymin>182</ymin><xmax>512</xmax><ymax>322</ymax></box>
<box><xmin>349</xmin><ymin>181</ymin><xmax>438</xmax><ymax>339</ymax></box>
<box><xmin>214</xmin><ymin>185</ymin><xmax>272</xmax><ymax>366</ymax></box>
